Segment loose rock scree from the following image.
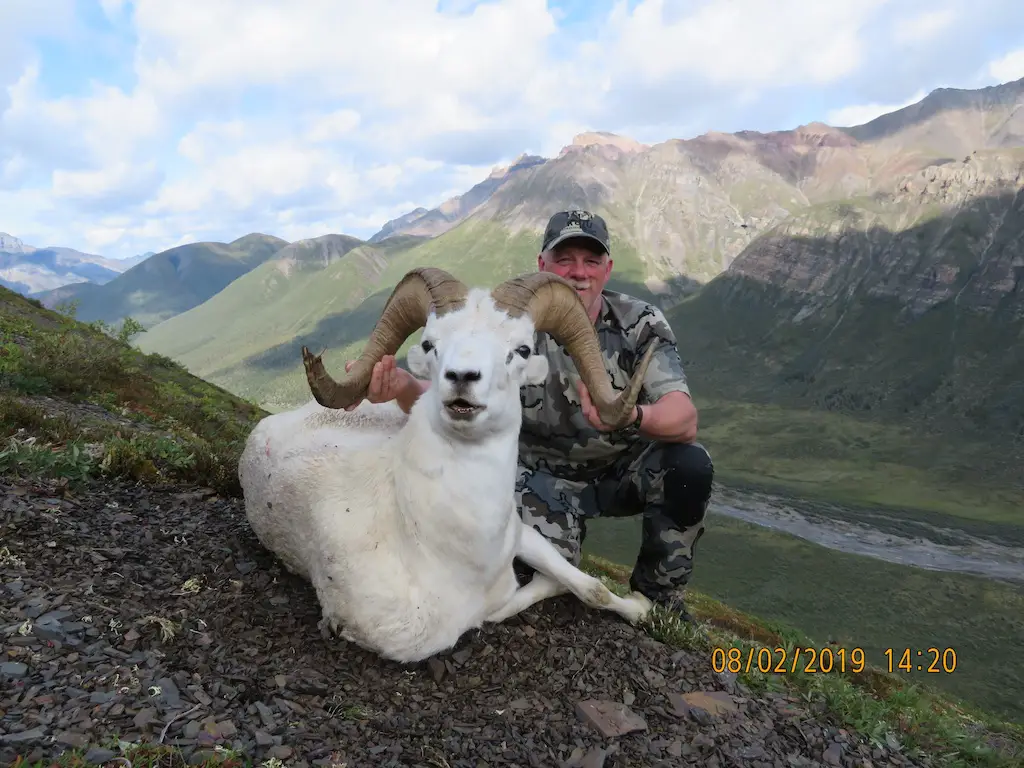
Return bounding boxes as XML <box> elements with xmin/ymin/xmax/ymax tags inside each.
<box><xmin>2</xmin><ymin>477</ymin><xmax>934</xmax><ymax>767</ymax></box>
<box><xmin>238</xmin><ymin>267</ymin><xmax>658</xmax><ymax>663</ymax></box>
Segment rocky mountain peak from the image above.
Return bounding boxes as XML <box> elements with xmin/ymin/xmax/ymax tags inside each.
<box><xmin>486</xmin><ymin>152</ymin><xmax>547</xmax><ymax>181</ymax></box>
<box><xmin>560</xmin><ymin>131</ymin><xmax>648</xmax><ymax>156</ymax></box>
<box><xmin>891</xmin><ymin>150</ymin><xmax>1024</xmax><ymax>204</ymax></box>
<box><xmin>0</xmin><ymin>232</ymin><xmax>32</xmax><ymax>254</ymax></box>
<box><xmin>842</xmin><ymin>76</ymin><xmax>1024</xmax><ymax>145</ymax></box>
<box><xmin>730</xmin><ymin>122</ymin><xmax>859</xmax><ymax>150</ymax></box>
<box><xmin>791</xmin><ymin>121</ymin><xmax>860</xmax><ymax>147</ymax></box>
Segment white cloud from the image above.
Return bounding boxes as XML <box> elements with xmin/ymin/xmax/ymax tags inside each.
<box><xmin>83</xmin><ymin>223</ymin><xmax>131</xmax><ymax>250</ymax></box>
<box><xmin>596</xmin><ymin>0</ymin><xmax>891</xmax><ymax>88</ymax></box>
<box><xmin>148</xmin><ymin>141</ymin><xmax>358</xmax><ymax>215</ymax></box>
<box><xmin>825</xmin><ymin>89</ymin><xmax>928</xmax><ymax>127</ymax></box>
<box><xmin>1</xmin><ymin>154</ymin><xmax>30</xmax><ymax>189</ymax></box>
<box><xmin>0</xmin><ymin>0</ymin><xmax>76</xmax><ymax>110</ymax></box>
<box><xmin>2</xmin><ymin>63</ymin><xmax>162</xmax><ymax>174</ymax></box>
<box><xmin>987</xmin><ymin>48</ymin><xmax>1024</xmax><ymax>84</ymax></box>
<box><xmin>0</xmin><ymin>187</ymin><xmax>60</xmax><ymax>246</ymax></box>
<box><xmin>305</xmin><ymin>109</ymin><xmax>362</xmax><ymax>143</ymax></box>
<box><xmin>177</xmin><ymin>120</ymin><xmax>249</xmax><ymax>165</ymax></box>
<box><xmin>52</xmin><ymin>161</ymin><xmax>163</xmax><ymax>209</ymax></box>
<box><xmin>130</xmin><ymin>0</ymin><xmax>558</xmax><ymax>119</ymax></box>
<box><xmin>98</xmin><ymin>0</ymin><xmax>127</xmax><ymax>20</ymax></box>
<box><xmin>2</xmin><ymin>0</ymin><xmax>1022</xmax><ymax>259</ymax></box>
<box><xmin>892</xmin><ymin>8</ymin><xmax>957</xmax><ymax>44</ymax></box>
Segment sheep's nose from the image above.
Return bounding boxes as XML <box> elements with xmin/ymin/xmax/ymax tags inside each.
<box><xmin>444</xmin><ymin>368</ymin><xmax>481</xmax><ymax>383</ymax></box>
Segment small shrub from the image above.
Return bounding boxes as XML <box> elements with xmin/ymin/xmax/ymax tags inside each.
<box><xmin>146</xmin><ymin>351</ymin><xmax>185</xmax><ymax>370</ymax></box>
<box><xmin>0</xmin><ymin>397</ymin><xmax>93</xmax><ymax>444</ymax></box>
<box><xmin>118</xmin><ymin>316</ymin><xmax>146</xmax><ymax>343</ymax></box>
<box><xmin>0</xmin><ymin>436</ymin><xmax>96</xmax><ymax>484</ymax></box>
<box><xmin>100</xmin><ymin>433</ymin><xmax>195</xmax><ymax>480</ymax></box>
<box><xmin>53</xmin><ymin>298</ymin><xmax>79</xmax><ymax>318</ymax></box>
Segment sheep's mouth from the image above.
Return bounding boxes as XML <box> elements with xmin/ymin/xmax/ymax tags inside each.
<box><xmin>444</xmin><ymin>397</ymin><xmax>484</xmax><ymax>420</ymax></box>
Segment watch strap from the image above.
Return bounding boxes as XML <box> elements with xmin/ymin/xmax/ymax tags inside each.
<box><xmin>619</xmin><ymin>405</ymin><xmax>643</xmax><ymax>437</ymax></box>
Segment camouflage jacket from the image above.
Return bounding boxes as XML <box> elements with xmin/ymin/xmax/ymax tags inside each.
<box><xmin>518</xmin><ymin>289</ymin><xmax>690</xmax><ymax>481</ymax></box>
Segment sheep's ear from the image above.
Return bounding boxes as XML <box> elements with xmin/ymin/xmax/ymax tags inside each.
<box><xmin>407</xmin><ymin>343</ymin><xmax>430</xmax><ymax>377</ymax></box>
<box><xmin>523</xmin><ymin>354</ymin><xmax>549</xmax><ymax>385</ymax></box>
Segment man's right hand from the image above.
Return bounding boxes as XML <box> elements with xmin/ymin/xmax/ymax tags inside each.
<box><xmin>343</xmin><ymin>355</ymin><xmax>418</xmax><ymax>412</ymax></box>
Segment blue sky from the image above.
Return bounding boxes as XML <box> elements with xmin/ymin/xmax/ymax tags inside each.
<box><xmin>1</xmin><ymin>0</ymin><xmax>1022</xmax><ymax>259</ymax></box>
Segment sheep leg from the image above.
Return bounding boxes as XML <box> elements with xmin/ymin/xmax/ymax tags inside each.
<box><xmin>498</xmin><ymin>523</ymin><xmax>653</xmax><ymax>624</ymax></box>
<box><xmin>485</xmin><ymin>570</ymin><xmax>567</xmax><ymax>623</ymax></box>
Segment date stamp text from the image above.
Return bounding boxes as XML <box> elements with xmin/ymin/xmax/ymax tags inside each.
<box><xmin>712</xmin><ymin>646</ymin><xmax>958</xmax><ymax>675</ymax></box>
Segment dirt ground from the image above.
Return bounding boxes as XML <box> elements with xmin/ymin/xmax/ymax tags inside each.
<box><xmin>1</xmin><ymin>475</ymin><xmax>937</xmax><ymax>767</ymax></box>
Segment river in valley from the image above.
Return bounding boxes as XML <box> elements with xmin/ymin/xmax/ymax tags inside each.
<box><xmin>587</xmin><ymin>485</ymin><xmax>1024</xmax><ymax>585</ymax></box>
<box><xmin>581</xmin><ymin>485</ymin><xmax>1024</xmax><ymax>725</ymax></box>
<box><xmin>708</xmin><ymin>487</ymin><xmax>1024</xmax><ymax>583</ymax></box>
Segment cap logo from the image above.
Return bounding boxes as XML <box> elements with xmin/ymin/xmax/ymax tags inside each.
<box><xmin>543</xmin><ymin>208</ymin><xmax>609</xmax><ymax>255</ymax></box>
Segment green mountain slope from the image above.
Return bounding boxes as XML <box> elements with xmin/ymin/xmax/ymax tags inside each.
<box><xmin>151</xmin><ymin>212</ymin><xmax>698</xmax><ymax>408</ymax></box>
<box><xmin>140</xmin><ymin>79</ymin><xmax>1024</xmax><ymax>446</ymax></box>
<box><xmin>5</xmin><ymin>283</ymin><xmax>1021</xmax><ymax>766</ymax></box>
<box><xmin>667</xmin><ymin>149</ymin><xmax>1024</xmax><ymax>515</ymax></box>
<box><xmin>141</xmin><ymin>127</ymin><xmax>830</xmax><ymax>405</ymax></box>
<box><xmin>144</xmin><ymin>221</ymin><xmax>565</xmax><ymax>407</ymax></box>
<box><xmin>135</xmin><ymin>234</ymin><xmax>425</xmax><ymax>401</ymax></box>
<box><xmin>37</xmin><ymin>233</ymin><xmax>289</xmax><ymax>328</ymax></box>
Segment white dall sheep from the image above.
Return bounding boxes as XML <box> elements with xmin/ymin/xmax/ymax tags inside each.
<box><xmin>238</xmin><ymin>267</ymin><xmax>658</xmax><ymax>663</ymax></box>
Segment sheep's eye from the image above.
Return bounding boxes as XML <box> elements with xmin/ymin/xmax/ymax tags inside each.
<box><xmin>421</xmin><ymin>340</ymin><xmax>434</xmax><ymax>352</ymax></box>
<box><xmin>516</xmin><ymin>344</ymin><xmax>531</xmax><ymax>359</ymax></box>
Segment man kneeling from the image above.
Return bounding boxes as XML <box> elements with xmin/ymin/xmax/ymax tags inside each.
<box><xmin>343</xmin><ymin>209</ymin><xmax>714</xmax><ymax>620</ymax></box>
<box><xmin>513</xmin><ymin>209</ymin><xmax>713</xmax><ymax>620</ymax></box>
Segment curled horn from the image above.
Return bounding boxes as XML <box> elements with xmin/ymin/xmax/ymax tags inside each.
<box><xmin>490</xmin><ymin>272</ymin><xmax>657</xmax><ymax>430</ymax></box>
<box><xmin>301</xmin><ymin>267</ymin><xmax>468</xmax><ymax>409</ymax></box>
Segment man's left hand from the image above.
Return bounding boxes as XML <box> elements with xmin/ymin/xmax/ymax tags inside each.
<box><xmin>577</xmin><ymin>380</ymin><xmax>636</xmax><ymax>432</ymax></box>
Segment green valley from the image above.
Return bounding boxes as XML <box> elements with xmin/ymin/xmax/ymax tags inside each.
<box><xmin>36</xmin><ymin>233</ymin><xmax>289</xmax><ymax>329</ymax></box>
<box><xmin>125</xmin><ymin>78</ymin><xmax>1024</xmax><ymax>726</ymax></box>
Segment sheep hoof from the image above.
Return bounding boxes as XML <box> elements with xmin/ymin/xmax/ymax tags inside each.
<box><xmin>318</xmin><ymin>616</ymin><xmax>338</xmax><ymax>640</ymax></box>
<box><xmin>626</xmin><ymin>591</ymin><xmax>654</xmax><ymax>624</ymax></box>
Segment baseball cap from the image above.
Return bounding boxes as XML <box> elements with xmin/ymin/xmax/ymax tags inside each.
<box><xmin>541</xmin><ymin>209</ymin><xmax>611</xmax><ymax>255</ymax></box>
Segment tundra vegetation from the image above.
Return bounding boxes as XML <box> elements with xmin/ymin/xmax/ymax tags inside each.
<box><xmin>1</xmin><ymin>283</ymin><xmax>1022</xmax><ymax>767</ymax></box>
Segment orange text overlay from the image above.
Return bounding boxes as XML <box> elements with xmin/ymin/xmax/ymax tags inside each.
<box><xmin>712</xmin><ymin>646</ymin><xmax>959</xmax><ymax>676</ymax></box>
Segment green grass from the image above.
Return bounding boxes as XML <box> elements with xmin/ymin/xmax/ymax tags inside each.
<box><xmin>694</xmin><ymin>398</ymin><xmax>1024</xmax><ymax>528</ymax></box>
<box><xmin>134</xmin><ymin>235</ymin><xmax>418</xmax><ymax>376</ymax></box>
<box><xmin>3</xmin><ymin>284</ymin><xmax>1023</xmax><ymax>767</ymax></box>
<box><xmin>0</xmin><ymin>286</ymin><xmax>265</xmax><ymax>495</ymax></box>
<box><xmin>582</xmin><ymin>554</ymin><xmax>1024</xmax><ymax>767</ymax></box>
<box><xmin>152</xmin><ymin>217</ymin><xmax>660</xmax><ymax>410</ymax></box>
<box><xmin>583</xmin><ymin>514</ymin><xmax>1024</xmax><ymax>725</ymax></box>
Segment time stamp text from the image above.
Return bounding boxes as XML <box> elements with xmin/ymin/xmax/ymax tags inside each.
<box><xmin>712</xmin><ymin>645</ymin><xmax>958</xmax><ymax>676</ymax></box>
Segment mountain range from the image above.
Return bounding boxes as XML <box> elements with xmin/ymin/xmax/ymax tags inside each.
<box><xmin>35</xmin><ymin>234</ymin><xmax>288</xmax><ymax>329</ymax></box>
<box><xmin>11</xmin><ymin>77</ymin><xmax>1024</xmax><ymax>501</ymax></box>
<box><xmin>0</xmin><ymin>232</ymin><xmax>149</xmax><ymax>295</ymax></box>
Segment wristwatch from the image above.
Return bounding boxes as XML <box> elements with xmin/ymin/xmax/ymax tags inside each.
<box><xmin>619</xmin><ymin>405</ymin><xmax>644</xmax><ymax>438</ymax></box>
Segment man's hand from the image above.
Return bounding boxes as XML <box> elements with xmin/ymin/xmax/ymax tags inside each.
<box><xmin>577</xmin><ymin>380</ymin><xmax>637</xmax><ymax>432</ymax></box>
<box><xmin>344</xmin><ymin>355</ymin><xmax>416</xmax><ymax>411</ymax></box>
<box><xmin>577</xmin><ymin>381</ymin><xmax>697</xmax><ymax>442</ymax></box>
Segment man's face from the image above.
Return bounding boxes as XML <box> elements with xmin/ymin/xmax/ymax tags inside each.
<box><xmin>538</xmin><ymin>242</ymin><xmax>612</xmax><ymax>318</ymax></box>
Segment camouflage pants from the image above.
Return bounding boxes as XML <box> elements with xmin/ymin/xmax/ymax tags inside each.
<box><xmin>514</xmin><ymin>441</ymin><xmax>714</xmax><ymax>605</ymax></box>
